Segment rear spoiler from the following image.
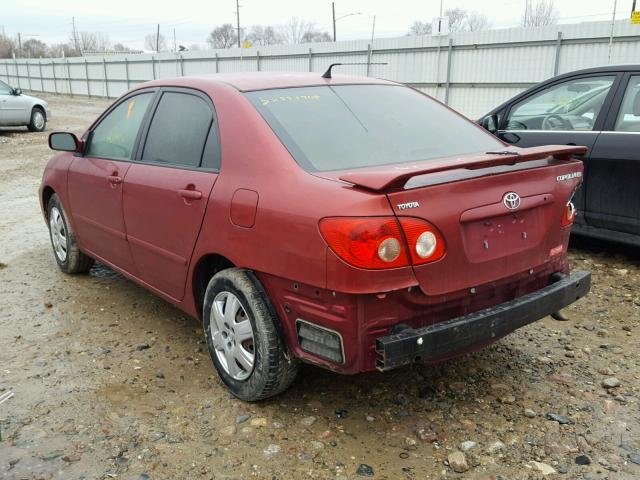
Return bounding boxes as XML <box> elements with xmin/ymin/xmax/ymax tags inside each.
<box><xmin>338</xmin><ymin>145</ymin><xmax>587</xmax><ymax>192</ymax></box>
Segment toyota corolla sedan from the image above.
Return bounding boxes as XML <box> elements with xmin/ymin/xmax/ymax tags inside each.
<box><xmin>40</xmin><ymin>72</ymin><xmax>590</xmax><ymax>401</ymax></box>
<box><xmin>0</xmin><ymin>80</ymin><xmax>49</xmax><ymax>131</ymax></box>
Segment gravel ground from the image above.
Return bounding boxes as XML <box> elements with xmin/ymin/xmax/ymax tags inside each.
<box><xmin>0</xmin><ymin>93</ymin><xmax>639</xmax><ymax>480</ymax></box>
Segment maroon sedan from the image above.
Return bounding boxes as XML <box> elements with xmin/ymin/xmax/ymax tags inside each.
<box><xmin>40</xmin><ymin>73</ymin><xmax>590</xmax><ymax>400</ymax></box>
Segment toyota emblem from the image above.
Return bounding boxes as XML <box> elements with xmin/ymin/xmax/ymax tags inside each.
<box><xmin>503</xmin><ymin>192</ymin><xmax>521</xmax><ymax>210</ymax></box>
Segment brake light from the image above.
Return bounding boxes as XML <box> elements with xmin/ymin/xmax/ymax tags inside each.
<box><xmin>398</xmin><ymin>218</ymin><xmax>446</xmax><ymax>265</ymax></box>
<box><xmin>319</xmin><ymin>217</ymin><xmax>409</xmax><ymax>269</ymax></box>
<box><xmin>561</xmin><ymin>201</ymin><xmax>576</xmax><ymax>227</ymax></box>
<box><xmin>319</xmin><ymin>217</ymin><xmax>446</xmax><ymax>269</ymax></box>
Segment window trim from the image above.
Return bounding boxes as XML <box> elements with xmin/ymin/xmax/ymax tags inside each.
<box><xmin>500</xmin><ymin>72</ymin><xmax>624</xmax><ymax>133</ymax></box>
<box><xmin>81</xmin><ymin>88</ymin><xmax>159</xmax><ymax>162</ymax></box>
<box><xmin>602</xmin><ymin>72</ymin><xmax>640</xmax><ymax>132</ymax></box>
<box><xmin>134</xmin><ymin>87</ymin><xmax>221</xmax><ymax>173</ymax></box>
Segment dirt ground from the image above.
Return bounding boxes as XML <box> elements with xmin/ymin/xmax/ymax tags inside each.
<box><xmin>0</xmin><ymin>93</ymin><xmax>639</xmax><ymax>480</ymax></box>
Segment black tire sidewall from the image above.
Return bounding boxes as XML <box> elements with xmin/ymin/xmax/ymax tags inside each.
<box><xmin>203</xmin><ymin>270</ymin><xmax>282</xmax><ymax>401</ymax></box>
<box><xmin>29</xmin><ymin>108</ymin><xmax>46</xmax><ymax>132</ymax></box>
<box><xmin>47</xmin><ymin>195</ymin><xmax>71</xmax><ymax>271</ymax></box>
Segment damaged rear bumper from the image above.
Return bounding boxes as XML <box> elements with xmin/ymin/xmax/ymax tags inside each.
<box><xmin>375</xmin><ymin>270</ymin><xmax>591</xmax><ymax>371</ymax></box>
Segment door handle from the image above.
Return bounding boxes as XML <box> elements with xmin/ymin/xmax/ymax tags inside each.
<box><xmin>566</xmin><ymin>142</ymin><xmax>576</xmax><ymax>146</ymax></box>
<box><xmin>107</xmin><ymin>175</ymin><xmax>122</xmax><ymax>185</ymax></box>
<box><xmin>178</xmin><ymin>189</ymin><xmax>202</xmax><ymax>200</ymax></box>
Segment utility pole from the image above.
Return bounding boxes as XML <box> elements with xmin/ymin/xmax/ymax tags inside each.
<box><xmin>156</xmin><ymin>24</ymin><xmax>160</xmax><ymax>52</ymax></box>
<box><xmin>236</xmin><ymin>0</ymin><xmax>241</xmax><ymax>48</ymax></box>
<box><xmin>173</xmin><ymin>28</ymin><xmax>177</xmax><ymax>52</ymax></box>
<box><xmin>17</xmin><ymin>32</ymin><xmax>22</xmax><ymax>58</ymax></box>
<box><xmin>524</xmin><ymin>0</ymin><xmax>529</xmax><ymax>26</ymax></box>
<box><xmin>608</xmin><ymin>0</ymin><xmax>618</xmax><ymax>64</ymax></box>
<box><xmin>370</xmin><ymin>15</ymin><xmax>376</xmax><ymax>44</ymax></box>
<box><xmin>633</xmin><ymin>0</ymin><xmax>638</xmax><ymax>16</ymax></box>
<box><xmin>72</xmin><ymin>16</ymin><xmax>80</xmax><ymax>52</ymax></box>
<box><xmin>332</xmin><ymin>2</ymin><xmax>337</xmax><ymax>41</ymax></box>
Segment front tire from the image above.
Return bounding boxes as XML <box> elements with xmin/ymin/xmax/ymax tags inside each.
<box><xmin>203</xmin><ymin>268</ymin><xmax>298</xmax><ymax>401</ymax></box>
<box><xmin>47</xmin><ymin>194</ymin><xmax>94</xmax><ymax>274</ymax></box>
<box><xmin>27</xmin><ymin>107</ymin><xmax>46</xmax><ymax>132</ymax></box>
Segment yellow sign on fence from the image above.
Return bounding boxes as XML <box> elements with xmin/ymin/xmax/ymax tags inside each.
<box><xmin>632</xmin><ymin>11</ymin><xmax>640</xmax><ymax>24</ymax></box>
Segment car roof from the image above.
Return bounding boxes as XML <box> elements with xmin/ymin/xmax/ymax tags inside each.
<box><xmin>144</xmin><ymin>72</ymin><xmax>398</xmax><ymax>92</ymax></box>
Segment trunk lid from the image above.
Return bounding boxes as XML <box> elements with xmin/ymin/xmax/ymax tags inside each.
<box><xmin>334</xmin><ymin>145</ymin><xmax>586</xmax><ymax>296</ymax></box>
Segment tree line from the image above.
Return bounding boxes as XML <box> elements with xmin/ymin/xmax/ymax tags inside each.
<box><xmin>0</xmin><ymin>1</ymin><xmax>560</xmax><ymax>59</ymax></box>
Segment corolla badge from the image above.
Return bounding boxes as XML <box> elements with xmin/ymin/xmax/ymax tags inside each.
<box><xmin>503</xmin><ymin>192</ymin><xmax>521</xmax><ymax>210</ymax></box>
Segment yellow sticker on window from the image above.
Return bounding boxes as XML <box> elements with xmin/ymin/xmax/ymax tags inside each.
<box><xmin>260</xmin><ymin>95</ymin><xmax>321</xmax><ymax>106</ymax></box>
<box><xmin>127</xmin><ymin>100</ymin><xmax>136</xmax><ymax>119</ymax></box>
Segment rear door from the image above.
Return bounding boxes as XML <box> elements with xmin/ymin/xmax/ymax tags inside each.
<box><xmin>585</xmin><ymin>73</ymin><xmax>640</xmax><ymax>236</ymax></box>
<box><xmin>68</xmin><ymin>90</ymin><xmax>155</xmax><ymax>271</ymax></box>
<box><xmin>123</xmin><ymin>88</ymin><xmax>220</xmax><ymax>301</ymax></box>
<box><xmin>495</xmin><ymin>73</ymin><xmax>621</xmax><ymax>220</ymax></box>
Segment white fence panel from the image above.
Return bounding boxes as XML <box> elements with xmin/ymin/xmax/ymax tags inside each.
<box><xmin>1</xmin><ymin>20</ymin><xmax>638</xmax><ymax>118</ymax></box>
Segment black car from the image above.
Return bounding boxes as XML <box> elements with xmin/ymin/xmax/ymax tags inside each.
<box><xmin>479</xmin><ymin>65</ymin><xmax>640</xmax><ymax>247</ymax></box>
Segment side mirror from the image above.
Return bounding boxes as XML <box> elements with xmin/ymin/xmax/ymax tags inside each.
<box><xmin>12</xmin><ymin>87</ymin><xmax>22</xmax><ymax>96</ymax></box>
<box><xmin>481</xmin><ymin>114</ymin><xmax>499</xmax><ymax>134</ymax></box>
<box><xmin>49</xmin><ymin>132</ymin><xmax>82</xmax><ymax>152</ymax></box>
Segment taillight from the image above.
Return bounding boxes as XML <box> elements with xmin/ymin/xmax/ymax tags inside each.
<box><xmin>561</xmin><ymin>201</ymin><xmax>576</xmax><ymax>227</ymax></box>
<box><xmin>398</xmin><ymin>218</ymin><xmax>446</xmax><ymax>265</ymax></box>
<box><xmin>319</xmin><ymin>217</ymin><xmax>409</xmax><ymax>269</ymax></box>
<box><xmin>319</xmin><ymin>217</ymin><xmax>446</xmax><ymax>269</ymax></box>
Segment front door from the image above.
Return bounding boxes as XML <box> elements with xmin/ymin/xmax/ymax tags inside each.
<box><xmin>496</xmin><ymin>74</ymin><xmax>620</xmax><ymax>220</ymax></box>
<box><xmin>67</xmin><ymin>91</ymin><xmax>155</xmax><ymax>271</ymax></box>
<box><xmin>0</xmin><ymin>81</ymin><xmax>28</xmax><ymax>125</ymax></box>
<box><xmin>585</xmin><ymin>74</ymin><xmax>640</xmax><ymax>236</ymax></box>
<box><xmin>123</xmin><ymin>89</ymin><xmax>220</xmax><ymax>300</ymax></box>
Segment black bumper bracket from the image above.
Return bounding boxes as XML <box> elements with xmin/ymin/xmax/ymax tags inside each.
<box><xmin>375</xmin><ymin>270</ymin><xmax>591</xmax><ymax>371</ymax></box>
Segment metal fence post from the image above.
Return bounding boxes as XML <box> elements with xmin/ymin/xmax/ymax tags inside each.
<box><xmin>4</xmin><ymin>62</ymin><xmax>9</xmax><ymax>83</ymax></box>
<box><xmin>38</xmin><ymin>60</ymin><xmax>43</xmax><ymax>91</ymax></box>
<box><xmin>553</xmin><ymin>31</ymin><xmax>563</xmax><ymax>76</ymax></box>
<box><xmin>52</xmin><ymin>61</ymin><xmax>58</xmax><ymax>95</ymax></box>
<box><xmin>256</xmin><ymin>50</ymin><xmax>261</xmax><ymax>71</ymax></box>
<box><xmin>84</xmin><ymin>59</ymin><xmax>91</xmax><ymax>97</ymax></box>
<box><xmin>26</xmin><ymin>61</ymin><xmax>32</xmax><ymax>91</ymax></box>
<box><xmin>179</xmin><ymin>54</ymin><xmax>184</xmax><ymax>76</ymax></box>
<box><xmin>215</xmin><ymin>53</ymin><xmax>219</xmax><ymax>73</ymax></box>
<box><xmin>66</xmin><ymin>59</ymin><xmax>73</xmax><ymax>96</ymax></box>
<box><xmin>308</xmin><ymin>48</ymin><xmax>313</xmax><ymax>72</ymax></box>
<box><xmin>366</xmin><ymin>44</ymin><xmax>372</xmax><ymax>76</ymax></box>
<box><xmin>444</xmin><ymin>38</ymin><xmax>454</xmax><ymax>105</ymax></box>
<box><xmin>151</xmin><ymin>56</ymin><xmax>156</xmax><ymax>80</ymax></box>
<box><xmin>125</xmin><ymin>57</ymin><xmax>130</xmax><ymax>90</ymax></box>
<box><xmin>102</xmin><ymin>57</ymin><xmax>109</xmax><ymax>98</ymax></box>
<box><xmin>14</xmin><ymin>58</ymin><xmax>20</xmax><ymax>88</ymax></box>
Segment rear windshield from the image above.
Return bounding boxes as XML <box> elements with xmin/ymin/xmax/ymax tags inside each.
<box><xmin>246</xmin><ymin>85</ymin><xmax>502</xmax><ymax>172</ymax></box>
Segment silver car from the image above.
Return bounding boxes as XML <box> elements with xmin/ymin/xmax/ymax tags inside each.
<box><xmin>0</xmin><ymin>80</ymin><xmax>49</xmax><ymax>131</ymax></box>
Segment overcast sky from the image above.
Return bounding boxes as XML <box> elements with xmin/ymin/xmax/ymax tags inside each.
<box><xmin>1</xmin><ymin>0</ymin><xmax>636</xmax><ymax>50</ymax></box>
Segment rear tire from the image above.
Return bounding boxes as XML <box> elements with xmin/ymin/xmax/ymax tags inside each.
<box><xmin>47</xmin><ymin>194</ymin><xmax>94</xmax><ymax>274</ymax></box>
<box><xmin>203</xmin><ymin>268</ymin><xmax>298</xmax><ymax>401</ymax></box>
<box><xmin>27</xmin><ymin>107</ymin><xmax>46</xmax><ymax>132</ymax></box>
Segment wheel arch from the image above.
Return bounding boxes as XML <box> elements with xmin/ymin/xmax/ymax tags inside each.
<box><xmin>41</xmin><ymin>186</ymin><xmax>56</xmax><ymax>219</ymax></box>
<box><xmin>192</xmin><ymin>253</ymin><xmax>235</xmax><ymax>318</ymax></box>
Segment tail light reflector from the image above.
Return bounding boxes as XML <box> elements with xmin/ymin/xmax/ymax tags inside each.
<box><xmin>319</xmin><ymin>217</ymin><xmax>409</xmax><ymax>269</ymax></box>
<box><xmin>398</xmin><ymin>218</ymin><xmax>446</xmax><ymax>265</ymax></box>
<box><xmin>319</xmin><ymin>216</ymin><xmax>446</xmax><ymax>269</ymax></box>
<box><xmin>561</xmin><ymin>201</ymin><xmax>576</xmax><ymax>227</ymax></box>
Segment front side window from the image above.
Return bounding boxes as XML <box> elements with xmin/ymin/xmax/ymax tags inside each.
<box><xmin>614</xmin><ymin>76</ymin><xmax>640</xmax><ymax>132</ymax></box>
<box><xmin>142</xmin><ymin>92</ymin><xmax>213</xmax><ymax>168</ymax></box>
<box><xmin>0</xmin><ymin>81</ymin><xmax>13</xmax><ymax>95</ymax></box>
<box><xmin>506</xmin><ymin>76</ymin><xmax>615</xmax><ymax>131</ymax></box>
<box><xmin>246</xmin><ymin>85</ymin><xmax>502</xmax><ymax>172</ymax></box>
<box><xmin>86</xmin><ymin>92</ymin><xmax>153</xmax><ymax>160</ymax></box>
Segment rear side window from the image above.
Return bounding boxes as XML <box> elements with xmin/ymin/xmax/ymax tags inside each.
<box><xmin>86</xmin><ymin>92</ymin><xmax>153</xmax><ymax>160</ymax></box>
<box><xmin>245</xmin><ymin>85</ymin><xmax>502</xmax><ymax>172</ymax></box>
<box><xmin>142</xmin><ymin>92</ymin><xmax>213</xmax><ymax>168</ymax></box>
<box><xmin>614</xmin><ymin>76</ymin><xmax>640</xmax><ymax>132</ymax></box>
